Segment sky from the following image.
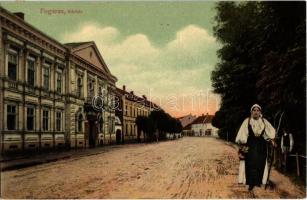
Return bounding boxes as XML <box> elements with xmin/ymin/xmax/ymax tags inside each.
<box><xmin>1</xmin><ymin>1</ymin><xmax>221</xmax><ymax>117</ymax></box>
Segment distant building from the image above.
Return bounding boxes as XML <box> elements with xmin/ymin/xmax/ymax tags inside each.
<box><xmin>177</xmin><ymin>114</ymin><xmax>197</xmax><ymax>128</ymax></box>
<box><xmin>182</xmin><ymin>114</ymin><xmax>218</xmax><ymax>137</ymax></box>
<box><xmin>114</xmin><ymin>85</ymin><xmax>161</xmax><ymax>143</ymax></box>
<box><xmin>182</xmin><ymin>123</ymin><xmax>193</xmax><ymax>136</ymax></box>
<box><xmin>114</xmin><ymin>116</ymin><xmax>122</xmax><ymax>144</ymax></box>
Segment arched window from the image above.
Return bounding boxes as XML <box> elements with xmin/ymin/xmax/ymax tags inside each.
<box><xmin>78</xmin><ymin>114</ymin><xmax>83</xmax><ymax>132</ymax></box>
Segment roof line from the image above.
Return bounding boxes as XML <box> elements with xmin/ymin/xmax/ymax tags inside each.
<box><xmin>0</xmin><ymin>6</ymin><xmax>66</xmax><ymax>51</ymax></box>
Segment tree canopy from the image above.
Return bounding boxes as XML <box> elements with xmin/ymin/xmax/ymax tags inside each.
<box><xmin>211</xmin><ymin>2</ymin><xmax>306</xmax><ymax>153</ymax></box>
<box><xmin>135</xmin><ymin>110</ymin><xmax>182</xmax><ymax>142</ymax></box>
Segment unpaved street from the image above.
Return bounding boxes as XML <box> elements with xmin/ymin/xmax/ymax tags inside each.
<box><xmin>1</xmin><ymin>137</ymin><xmax>305</xmax><ymax>199</ymax></box>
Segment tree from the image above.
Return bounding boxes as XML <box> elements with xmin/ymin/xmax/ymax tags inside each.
<box><xmin>149</xmin><ymin>110</ymin><xmax>168</xmax><ymax>140</ymax></box>
<box><xmin>211</xmin><ymin>1</ymin><xmax>306</xmax><ymax>154</ymax></box>
<box><xmin>144</xmin><ymin>117</ymin><xmax>156</xmax><ymax>142</ymax></box>
<box><xmin>212</xmin><ymin>2</ymin><xmax>265</xmax><ymax>141</ymax></box>
<box><xmin>255</xmin><ymin>2</ymin><xmax>306</xmax><ymax>154</ymax></box>
<box><xmin>135</xmin><ymin>116</ymin><xmax>147</xmax><ymax>142</ymax></box>
<box><xmin>175</xmin><ymin>119</ymin><xmax>183</xmax><ymax>133</ymax></box>
<box><xmin>135</xmin><ymin>115</ymin><xmax>157</xmax><ymax>142</ymax></box>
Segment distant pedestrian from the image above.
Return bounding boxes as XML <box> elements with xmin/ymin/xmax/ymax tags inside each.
<box><xmin>155</xmin><ymin>131</ymin><xmax>159</xmax><ymax>142</ymax></box>
<box><xmin>281</xmin><ymin>128</ymin><xmax>294</xmax><ymax>171</ymax></box>
<box><xmin>235</xmin><ymin>104</ymin><xmax>276</xmax><ymax>191</ymax></box>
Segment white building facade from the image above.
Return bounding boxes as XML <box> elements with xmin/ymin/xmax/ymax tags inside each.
<box><xmin>0</xmin><ymin>8</ymin><xmax>117</xmax><ymax>154</ymax></box>
<box><xmin>190</xmin><ymin>114</ymin><xmax>219</xmax><ymax>137</ymax></box>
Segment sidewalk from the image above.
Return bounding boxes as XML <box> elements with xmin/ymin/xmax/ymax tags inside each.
<box><xmin>0</xmin><ymin>145</ymin><xmax>123</xmax><ymax>171</ymax></box>
<box><xmin>1</xmin><ymin>138</ymin><xmax>177</xmax><ymax>172</ymax></box>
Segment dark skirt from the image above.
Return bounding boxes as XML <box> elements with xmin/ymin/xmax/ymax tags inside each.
<box><xmin>245</xmin><ymin>135</ymin><xmax>267</xmax><ymax>186</ymax></box>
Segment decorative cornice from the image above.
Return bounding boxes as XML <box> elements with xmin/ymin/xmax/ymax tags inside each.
<box><xmin>0</xmin><ymin>7</ymin><xmax>67</xmax><ymax>56</ymax></box>
<box><xmin>1</xmin><ymin>6</ymin><xmax>117</xmax><ymax>87</ymax></box>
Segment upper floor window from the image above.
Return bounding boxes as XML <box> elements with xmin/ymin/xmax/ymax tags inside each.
<box><xmin>77</xmin><ymin>77</ymin><xmax>83</xmax><ymax>97</ymax></box>
<box><xmin>8</xmin><ymin>50</ymin><xmax>18</xmax><ymax>81</ymax></box>
<box><xmin>99</xmin><ymin>86</ymin><xmax>102</xmax><ymax>96</ymax></box>
<box><xmin>43</xmin><ymin>65</ymin><xmax>50</xmax><ymax>90</ymax></box>
<box><xmin>88</xmin><ymin>80</ymin><xmax>94</xmax><ymax>97</ymax></box>
<box><xmin>27</xmin><ymin>57</ymin><xmax>36</xmax><ymax>86</ymax></box>
<box><xmin>56</xmin><ymin>71</ymin><xmax>62</xmax><ymax>93</ymax></box>
<box><xmin>7</xmin><ymin>104</ymin><xmax>17</xmax><ymax>130</ymax></box>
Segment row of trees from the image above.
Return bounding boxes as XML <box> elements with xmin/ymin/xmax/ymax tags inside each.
<box><xmin>211</xmin><ymin>2</ymin><xmax>306</xmax><ymax>154</ymax></box>
<box><xmin>135</xmin><ymin>110</ymin><xmax>183</xmax><ymax>142</ymax></box>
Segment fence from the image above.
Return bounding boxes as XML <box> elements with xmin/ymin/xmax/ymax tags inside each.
<box><xmin>273</xmin><ymin>137</ymin><xmax>306</xmax><ymax>179</ymax></box>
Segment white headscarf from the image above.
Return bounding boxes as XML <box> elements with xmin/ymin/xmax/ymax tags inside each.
<box><xmin>250</xmin><ymin>104</ymin><xmax>264</xmax><ymax>136</ymax></box>
<box><xmin>250</xmin><ymin>104</ymin><xmax>261</xmax><ymax>112</ymax></box>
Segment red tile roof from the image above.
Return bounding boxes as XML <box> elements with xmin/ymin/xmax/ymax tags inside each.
<box><xmin>116</xmin><ymin>87</ymin><xmax>161</xmax><ymax>111</ymax></box>
<box><xmin>192</xmin><ymin>115</ymin><xmax>214</xmax><ymax>124</ymax></box>
<box><xmin>183</xmin><ymin>114</ymin><xmax>214</xmax><ymax>130</ymax></box>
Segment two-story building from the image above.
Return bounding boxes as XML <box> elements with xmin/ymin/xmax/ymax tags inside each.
<box><xmin>115</xmin><ymin>85</ymin><xmax>160</xmax><ymax>143</ymax></box>
<box><xmin>0</xmin><ymin>7</ymin><xmax>117</xmax><ymax>154</ymax></box>
<box><xmin>182</xmin><ymin>114</ymin><xmax>218</xmax><ymax>137</ymax></box>
<box><xmin>177</xmin><ymin>114</ymin><xmax>197</xmax><ymax>128</ymax></box>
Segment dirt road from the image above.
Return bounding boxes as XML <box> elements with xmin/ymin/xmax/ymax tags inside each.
<box><xmin>1</xmin><ymin>137</ymin><xmax>305</xmax><ymax>198</ymax></box>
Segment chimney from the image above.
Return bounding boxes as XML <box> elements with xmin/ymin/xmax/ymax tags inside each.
<box><xmin>14</xmin><ymin>12</ymin><xmax>25</xmax><ymax>20</ymax></box>
<box><xmin>123</xmin><ymin>85</ymin><xmax>126</xmax><ymax>91</ymax></box>
<box><xmin>130</xmin><ymin>91</ymin><xmax>134</xmax><ymax>95</ymax></box>
<box><xmin>142</xmin><ymin>95</ymin><xmax>147</xmax><ymax>100</ymax></box>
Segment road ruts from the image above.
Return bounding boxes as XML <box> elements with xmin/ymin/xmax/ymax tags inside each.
<box><xmin>1</xmin><ymin>137</ymin><xmax>305</xmax><ymax>198</ymax></box>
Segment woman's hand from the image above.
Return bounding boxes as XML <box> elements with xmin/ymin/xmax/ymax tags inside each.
<box><xmin>238</xmin><ymin>152</ymin><xmax>245</xmax><ymax>160</ymax></box>
<box><xmin>271</xmin><ymin>139</ymin><xmax>277</xmax><ymax>148</ymax></box>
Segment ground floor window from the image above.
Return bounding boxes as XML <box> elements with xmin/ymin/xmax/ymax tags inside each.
<box><xmin>131</xmin><ymin>124</ymin><xmax>133</xmax><ymax>136</ymax></box>
<box><xmin>43</xmin><ymin>110</ymin><xmax>49</xmax><ymax>131</ymax></box>
<box><xmin>126</xmin><ymin>124</ymin><xmax>129</xmax><ymax>136</ymax></box>
<box><xmin>27</xmin><ymin>107</ymin><xmax>35</xmax><ymax>131</ymax></box>
<box><xmin>56</xmin><ymin>111</ymin><xmax>62</xmax><ymax>131</ymax></box>
<box><xmin>7</xmin><ymin>104</ymin><xmax>17</xmax><ymax>130</ymax></box>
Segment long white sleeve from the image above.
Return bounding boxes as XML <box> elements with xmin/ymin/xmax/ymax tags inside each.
<box><xmin>235</xmin><ymin>118</ymin><xmax>249</xmax><ymax>144</ymax></box>
<box><xmin>263</xmin><ymin>118</ymin><xmax>276</xmax><ymax>141</ymax></box>
<box><xmin>281</xmin><ymin>136</ymin><xmax>285</xmax><ymax>153</ymax></box>
<box><xmin>290</xmin><ymin>133</ymin><xmax>294</xmax><ymax>152</ymax></box>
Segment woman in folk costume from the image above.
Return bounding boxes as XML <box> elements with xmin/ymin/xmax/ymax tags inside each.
<box><xmin>235</xmin><ymin>104</ymin><xmax>277</xmax><ymax>191</ymax></box>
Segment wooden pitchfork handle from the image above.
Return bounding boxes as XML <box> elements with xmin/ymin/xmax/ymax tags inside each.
<box><xmin>265</xmin><ymin>142</ymin><xmax>275</xmax><ymax>190</ymax></box>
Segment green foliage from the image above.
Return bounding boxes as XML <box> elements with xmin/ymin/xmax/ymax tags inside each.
<box><xmin>211</xmin><ymin>1</ymin><xmax>306</xmax><ymax>153</ymax></box>
<box><xmin>135</xmin><ymin>116</ymin><xmax>148</xmax><ymax>133</ymax></box>
<box><xmin>135</xmin><ymin>115</ymin><xmax>156</xmax><ymax>142</ymax></box>
<box><xmin>134</xmin><ymin>110</ymin><xmax>183</xmax><ymax>141</ymax></box>
<box><xmin>149</xmin><ymin>110</ymin><xmax>169</xmax><ymax>132</ymax></box>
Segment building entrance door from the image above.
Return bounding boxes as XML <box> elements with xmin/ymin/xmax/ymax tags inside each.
<box><xmin>88</xmin><ymin>120</ymin><xmax>96</xmax><ymax>148</ymax></box>
<box><xmin>116</xmin><ymin>129</ymin><xmax>121</xmax><ymax>144</ymax></box>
